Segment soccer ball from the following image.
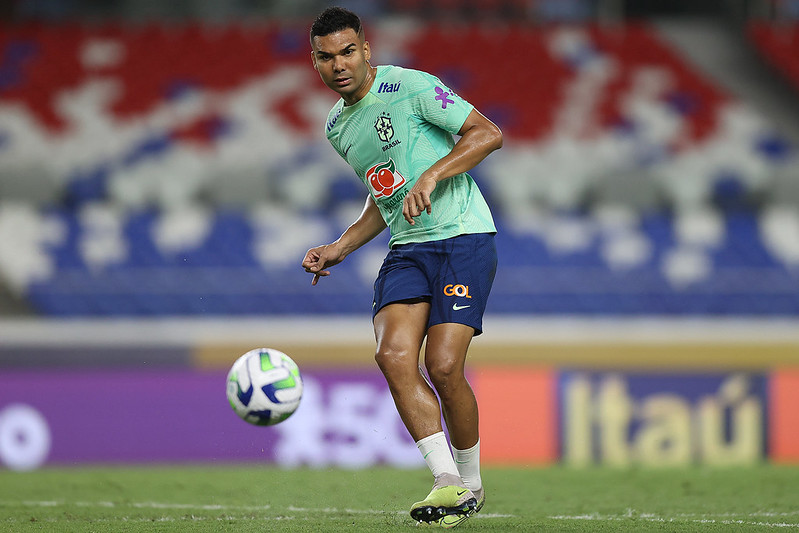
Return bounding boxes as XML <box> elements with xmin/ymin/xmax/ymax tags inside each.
<box><xmin>226</xmin><ymin>348</ymin><xmax>303</xmax><ymax>426</ymax></box>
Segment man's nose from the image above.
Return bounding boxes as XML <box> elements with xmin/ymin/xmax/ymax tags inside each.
<box><xmin>333</xmin><ymin>56</ymin><xmax>345</xmax><ymax>72</ymax></box>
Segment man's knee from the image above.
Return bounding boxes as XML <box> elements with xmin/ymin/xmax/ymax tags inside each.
<box><xmin>424</xmin><ymin>356</ymin><xmax>463</xmax><ymax>393</ymax></box>
<box><xmin>375</xmin><ymin>344</ymin><xmax>414</xmax><ymax>374</ymax></box>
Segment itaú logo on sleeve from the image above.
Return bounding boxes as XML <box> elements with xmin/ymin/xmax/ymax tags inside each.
<box><xmin>443</xmin><ymin>284</ymin><xmax>471</xmax><ymax>298</ymax></box>
<box><xmin>367</xmin><ymin>158</ymin><xmax>406</xmax><ymax>198</ymax></box>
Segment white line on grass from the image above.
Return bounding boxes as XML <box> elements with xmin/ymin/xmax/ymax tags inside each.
<box><xmin>549</xmin><ymin>509</ymin><xmax>799</xmax><ymax>529</ymax></box>
<box><xmin>1</xmin><ymin>500</ymin><xmax>513</xmax><ymax>519</ymax></box>
<box><xmin>8</xmin><ymin>500</ymin><xmax>272</xmax><ymax>512</ymax></box>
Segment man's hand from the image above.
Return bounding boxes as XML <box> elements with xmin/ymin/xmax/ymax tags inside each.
<box><xmin>402</xmin><ymin>174</ymin><xmax>437</xmax><ymax>225</ymax></box>
<box><xmin>301</xmin><ymin>243</ymin><xmax>345</xmax><ymax>285</ymax></box>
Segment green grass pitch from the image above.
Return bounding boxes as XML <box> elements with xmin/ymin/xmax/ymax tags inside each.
<box><xmin>1</xmin><ymin>465</ymin><xmax>797</xmax><ymax>531</ymax></box>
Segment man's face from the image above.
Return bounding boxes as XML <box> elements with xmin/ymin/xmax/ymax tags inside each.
<box><xmin>311</xmin><ymin>28</ymin><xmax>372</xmax><ymax>104</ymax></box>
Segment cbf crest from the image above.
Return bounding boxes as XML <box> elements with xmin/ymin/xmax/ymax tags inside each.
<box><xmin>374</xmin><ymin>112</ymin><xmax>394</xmax><ymax>143</ymax></box>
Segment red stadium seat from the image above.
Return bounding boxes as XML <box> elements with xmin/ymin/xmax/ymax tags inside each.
<box><xmin>0</xmin><ymin>20</ymin><xmax>733</xmax><ymax>144</ymax></box>
<box><xmin>748</xmin><ymin>22</ymin><xmax>799</xmax><ymax>92</ymax></box>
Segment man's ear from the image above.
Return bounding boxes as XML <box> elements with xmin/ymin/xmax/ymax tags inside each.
<box><xmin>310</xmin><ymin>50</ymin><xmax>318</xmax><ymax>71</ymax></box>
<box><xmin>363</xmin><ymin>40</ymin><xmax>371</xmax><ymax>62</ymax></box>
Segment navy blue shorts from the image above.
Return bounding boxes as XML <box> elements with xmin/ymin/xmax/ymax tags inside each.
<box><xmin>372</xmin><ymin>233</ymin><xmax>497</xmax><ymax>335</ymax></box>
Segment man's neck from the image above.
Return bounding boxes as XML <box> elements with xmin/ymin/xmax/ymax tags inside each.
<box><xmin>344</xmin><ymin>65</ymin><xmax>377</xmax><ymax>106</ymax></box>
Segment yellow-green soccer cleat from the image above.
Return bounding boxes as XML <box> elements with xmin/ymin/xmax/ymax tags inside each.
<box><xmin>410</xmin><ymin>473</ymin><xmax>477</xmax><ymax>527</ymax></box>
<box><xmin>437</xmin><ymin>487</ymin><xmax>484</xmax><ymax>529</ymax></box>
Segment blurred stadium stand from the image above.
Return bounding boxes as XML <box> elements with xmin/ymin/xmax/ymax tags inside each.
<box><xmin>0</xmin><ymin>0</ymin><xmax>798</xmax><ymax>316</ymax></box>
<box><xmin>750</xmin><ymin>21</ymin><xmax>799</xmax><ymax>93</ymax></box>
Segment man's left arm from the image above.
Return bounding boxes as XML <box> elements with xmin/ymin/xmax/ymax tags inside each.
<box><xmin>402</xmin><ymin>108</ymin><xmax>502</xmax><ymax>225</ymax></box>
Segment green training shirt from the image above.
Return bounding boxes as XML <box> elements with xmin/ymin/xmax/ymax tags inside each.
<box><xmin>324</xmin><ymin>65</ymin><xmax>496</xmax><ymax>248</ymax></box>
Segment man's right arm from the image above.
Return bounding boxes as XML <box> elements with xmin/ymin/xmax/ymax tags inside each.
<box><xmin>302</xmin><ymin>194</ymin><xmax>386</xmax><ymax>285</ymax></box>
<box><xmin>336</xmin><ymin>194</ymin><xmax>387</xmax><ymax>257</ymax></box>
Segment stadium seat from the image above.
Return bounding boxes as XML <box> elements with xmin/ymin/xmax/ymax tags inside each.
<box><xmin>749</xmin><ymin>22</ymin><xmax>799</xmax><ymax>92</ymax></box>
<box><xmin>0</xmin><ymin>20</ymin><xmax>796</xmax><ymax>316</ymax></box>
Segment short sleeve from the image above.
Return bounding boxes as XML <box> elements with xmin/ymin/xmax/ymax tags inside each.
<box><xmin>407</xmin><ymin>70</ymin><xmax>474</xmax><ymax>136</ymax></box>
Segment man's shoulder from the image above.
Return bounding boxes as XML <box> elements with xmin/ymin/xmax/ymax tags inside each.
<box><xmin>378</xmin><ymin>65</ymin><xmax>435</xmax><ymax>84</ymax></box>
<box><xmin>374</xmin><ymin>65</ymin><xmax>439</xmax><ymax>103</ymax></box>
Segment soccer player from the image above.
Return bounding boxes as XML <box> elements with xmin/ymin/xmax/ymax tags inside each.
<box><xmin>302</xmin><ymin>7</ymin><xmax>502</xmax><ymax>528</ymax></box>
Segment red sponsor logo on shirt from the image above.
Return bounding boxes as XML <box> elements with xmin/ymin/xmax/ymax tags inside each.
<box><xmin>367</xmin><ymin>158</ymin><xmax>406</xmax><ymax>198</ymax></box>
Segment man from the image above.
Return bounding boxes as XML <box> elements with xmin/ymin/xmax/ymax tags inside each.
<box><xmin>302</xmin><ymin>7</ymin><xmax>502</xmax><ymax>528</ymax></box>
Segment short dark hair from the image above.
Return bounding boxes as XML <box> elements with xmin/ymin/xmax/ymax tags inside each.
<box><xmin>310</xmin><ymin>7</ymin><xmax>363</xmax><ymax>42</ymax></box>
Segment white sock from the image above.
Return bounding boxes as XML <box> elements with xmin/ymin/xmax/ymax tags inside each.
<box><xmin>416</xmin><ymin>432</ymin><xmax>459</xmax><ymax>478</ymax></box>
<box><xmin>452</xmin><ymin>440</ymin><xmax>482</xmax><ymax>491</ymax></box>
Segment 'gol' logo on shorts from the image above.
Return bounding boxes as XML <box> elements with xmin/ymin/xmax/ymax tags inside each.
<box><xmin>443</xmin><ymin>284</ymin><xmax>471</xmax><ymax>298</ymax></box>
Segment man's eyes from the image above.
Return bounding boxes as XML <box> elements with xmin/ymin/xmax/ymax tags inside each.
<box><xmin>318</xmin><ymin>48</ymin><xmax>354</xmax><ymax>61</ymax></box>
